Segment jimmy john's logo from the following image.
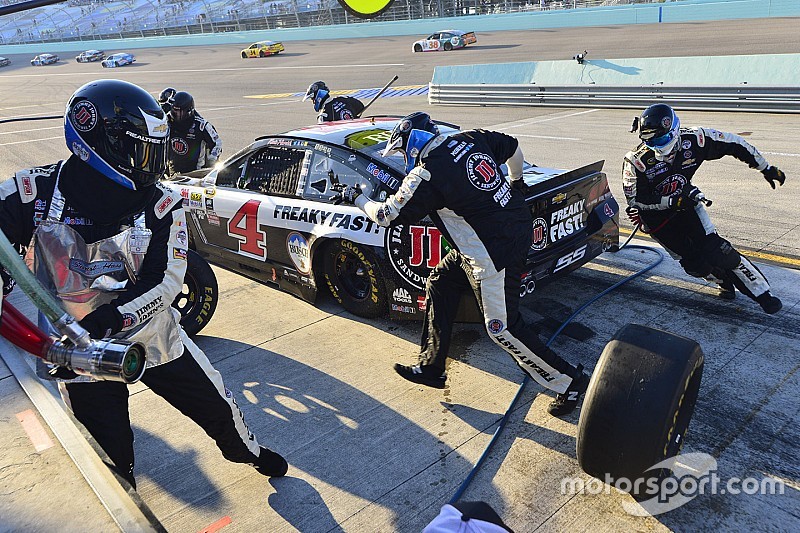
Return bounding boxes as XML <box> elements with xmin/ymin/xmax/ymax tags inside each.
<box><xmin>386</xmin><ymin>223</ymin><xmax>450</xmax><ymax>290</ymax></box>
<box><xmin>466</xmin><ymin>153</ymin><xmax>502</xmax><ymax>191</ymax></box>
<box><xmin>655</xmin><ymin>174</ymin><xmax>687</xmax><ymax>197</ymax></box>
<box><xmin>171</xmin><ymin>137</ymin><xmax>189</xmax><ymax>155</ymax></box>
<box><xmin>530</xmin><ymin>217</ymin><xmax>548</xmax><ymax>251</ymax></box>
<box><xmin>550</xmin><ymin>199</ymin><xmax>585</xmax><ymax>242</ymax></box>
<box><xmin>336</xmin><ymin>0</ymin><xmax>394</xmax><ymax>18</ymax></box>
<box><xmin>71</xmin><ymin>101</ymin><xmax>97</xmax><ymax>132</ymax></box>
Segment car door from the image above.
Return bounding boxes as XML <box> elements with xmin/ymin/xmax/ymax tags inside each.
<box><xmin>248</xmin><ymin>44</ymin><xmax>259</xmax><ymax>57</ymax></box>
<box><xmin>425</xmin><ymin>33</ymin><xmax>441</xmax><ymax>51</ymax></box>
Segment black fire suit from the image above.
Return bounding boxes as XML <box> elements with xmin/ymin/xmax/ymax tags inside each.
<box><xmin>355</xmin><ymin>130</ymin><xmax>581</xmax><ymax>394</ymax></box>
<box><xmin>0</xmin><ymin>157</ymin><xmax>263</xmax><ymax>487</ymax></box>
<box><xmin>623</xmin><ymin>127</ymin><xmax>775</xmax><ymax>303</ymax></box>
<box><xmin>167</xmin><ymin>114</ymin><xmax>222</xmax><ymax>175</ymax></box>
<box><xmin>318</xmin><ymin>96</ymin><xmax>365</xmax><ymax>123</ymax></box>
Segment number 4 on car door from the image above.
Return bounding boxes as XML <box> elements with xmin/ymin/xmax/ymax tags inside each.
<box><xmin>228</xmin><ymin>199</ymin><xmax>267</xmax><ymax>259</ymax></box>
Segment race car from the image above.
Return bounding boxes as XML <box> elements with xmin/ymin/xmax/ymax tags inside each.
<box><xmin>101</xmin><ymin>52</ymin><xmax>135</xmax><ymax>68</ymax></box>
<box><xmin>30</xmin><ymin>54</ymin><xmax>59</xmax><ymax>66</ymax></box>
<box><xmin>241</xmin><ymin>40</ymin><xmax>284</xmax><ymax>58</ymax></box>
<box><xmin>163</xmin><ymin>118</ymin><xmax>618</xmax><ymax>321</ymax></box>
<box><xmin>412</xmin><ymin>30</ymin><xmax>477</xmax><ymax>53</ymax></box>
<box><xmin>0</xmin><ymin>57</ymin><xmax>9</xmax><ymax>67</ymax></box>
<box><xmin>75</xmin><ymin>50</ymin><xmax>105</xmax><ymax>62</ymax></box>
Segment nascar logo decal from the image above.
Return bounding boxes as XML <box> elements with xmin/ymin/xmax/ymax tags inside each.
<box><xmin>336</xmin><ymin>0</ymin><xmax>394</xmax><ymax>19</ymax></box>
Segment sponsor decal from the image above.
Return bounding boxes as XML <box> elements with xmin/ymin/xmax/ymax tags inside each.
<box><xmin>21</xmin><ymin>176</ymin><xmax>33</xmax><ymax>196</ymax></box>
<box><xmin>392</xmin><ymin>287</ymin><xmax>413</xmax><ymax>304</ymax></box>
<box><xmin>71</xmin><ymin>101</ymin><xmax>98</xmax><ymax>132</ymax></box>
<box><xmin>157</xmin><ymin>194</ymin><xmax>174</xmax><ymax>215</ymax></box>
<box><xmin>450</xmin><ymin>141</ymin><xmax>473</xmax><ymax>163</ymax></box>
<box><xmin>189</xmin><ymin>199</ymin><xmax>203</xmax><ymax>209</ymax></box>
<box><xmin>207</xmin><ymin>212</ymin><xmax>220</xmax><ymax>226</ymax></box>
<box><xmin>180</xmin><ymin>188</ymin><xmax>189</xmax><ymax>199</ymax></box>
<box><xmin>493</xmin><ymin>182</ymin><xmax>512</xmax><ymax>207</ymax></box>
<box><xmin>661</xmin><ymin>116</ymin><xmax>672</xmax><ymax>129</ymax></box>
<box><xmin>386</xmin><ymin>223</ymin><xmax>449</xmax><ymax>290</ymax></box>
<box><xmin>205</xmin><ymin>187</ymin><xmax>216</xmax><ymax>197</ymax></box>
<box><xmin>35</xmin><ymin>199</ymin><xmax>46</xmax><ymax>210</ymax></box>
<box><xmin>530</xmin><ymin>217</ymin><xmax>548</xmax><ymax>251</ymax></box>
<box><xmin>173</xmin><ymin>248</ymin><xmax>187</xmax><ymax>260</ymax></box>
<box><xmin>655</xmin><ymin>174</ymin><xmax>687</xmax><ymax>197</ymax></box>
<box><xmin>171</xmin><ymin>137</ymin><xmax>189</xmax><ymax>156</ymax></box>
<box><xmin>135</xmin><ymin>295</ymin><xmax>164</xmax><ymax>323</ymax></box>
<box><xmin>417</xmin><ymin>295</ymin><xmax>427</xmax><ymax>311</ymax></box>
<box><xmin>344</xmin><ymin>128</ymin><xmax>392</xmax><ymax>149</ymax></box>
<box><xmin>286</xmin><ymin>232</ymin><xmax>311</xmax><ymax>274</ymax></box>
<box><xmin>190</xmin><ymin>192</ymin><xmax>202</xmax><ymax>201</ymax></box>
<box><xmin>682</xmin><ymin>158</ymin><xmax>696</xmax><ymax>167</ymax></box>
<box><xmin>447</xmin><ymin>140</ymin><xmax>458</xmax><ymax>148</ymax></box>
<box><xmin>488</xmin><ymin>319</ymin><xmax>504</xmax><ymax>334</ymax></box>
<box><xmin>633</xmin><ymin>158</ymin><xmax>646</xmax><ymax>172</ymax></box>
<box><xmin>550</xmin><ymin>199</ymin><xmax>585</xmax><ymax>242</ymax></box>
<box><xmin>682</xmin><ymin>140</ymin><xmax>692</xmax><ymax>150</ymax></box>
<box><xmin>205</xmin><ymin>197</ymin><xmax>214</xmax><ymax>211</ymax></box>
<box><xmin>33</xmin><ymin>213</ymin><xmax>43</xmax><ymax>226</ymax></box>
<box><xmin>121</xmin><ymin>313</ymin><xmax>137</xmax><ymax>329</ymax></box>
<box><xmin>273</xmin><ymin>204</ymin><xmax>382</xmax><ymax>234</ymax></box>
<box><xmin>176</xmin><ymin>230</ymin><xmax>188</xmax><ymax>247</ymax></box>
<box><xmin>391</xmin><ymin>303</ymin><xmax>416</xmax><ymax>314</ymax></box>
<box><xmin>683</xmin><ymin>150</ymin><xmax>692</xmax><ymax>159</ymax></box>
<box><xmin>366</xmin><ymin>162</ymin><xmax>400</xmax><ymax>190</ymax></box>
<box><xmin>604</xmin><ymin>203</ymin><xmax>614</xmax><ymax>218</ymax></box>
<box><xmin>496</xmin><ymin>334</ymin><xmax>556</xmax><ymax>381</ymax></box>
<box><xmin>73</xmin><ymin>141</ymin><xmax>90</xmax><ymax>162</ymax></box>
<box><xmin>553</xmin><ymin>244</ymin><xmax>588</xmax><ymax>273</ymax></box>
<box><xmin>224</xmin><ymin>387</ymin><xmax>232</xmax><ymax>398</ymax></box>
<box><xmin>68</xmin><ymin>258</ymin><xmax>125</xmax><ymax>277</ymax></box>
<box><xmin>552</xmin><ymin>192</ymin><xmax>567</xmax><ymax>204</ymax></box>
<box><xmin>465</xmin><ymin>153</ymin><xmax>502</xmax><ymax>191</ymax></box>
<box><xmin>63</xmin><ymin>216</ymin><xmax>93</xmax><ymax>225</ymax></box>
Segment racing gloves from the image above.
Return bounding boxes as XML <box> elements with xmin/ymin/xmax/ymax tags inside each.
<box><xmin>1</xmin><ymin>266</ymin><xmax>14</xmax><ymax>298</ymax></box>
<box><xmin>79</xmin><ymin>303</ymin><xmax>124</xmax><ymax>339</ymax></box>
<box><xmin>334</xmin><ymin>185</ymin><xmax>362</xmax><ymax>205</ymax></box>
<box><xmin>762</xmin><ymin>166</ymin><xmax>786</xmax><ymax>189</ymax></box>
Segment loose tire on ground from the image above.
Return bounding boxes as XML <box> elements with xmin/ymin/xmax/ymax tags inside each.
<box><xmin>576</xmin><ymin>324</ymin><xmax>704</xmax><ymax>498</ymax></box>
<box><xmin>322</xmin><ymin>239</ymin><xmax>386</xmax><ymax>318</ymax></box>
<box><xmin>173</xmin><ymin>249</ymin><xmax>218</xmax><ymax>336</ymax></box>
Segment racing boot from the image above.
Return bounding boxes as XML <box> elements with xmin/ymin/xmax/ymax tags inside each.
<box><xmin>394</xmin><ymin>363</ymin><xmax>447</xmax><ymax>389</ymax></box>
<box><xmin>755</xmin><ymin>291</ymin><xmax>782</xmax><ymax>314</ymax></box>
<box><xmin>254</xmin><ymin>446</ymin><xmax>288</xmax><ymax>477</ymax></box>
<box><xmin>718</xmin><ymin>280</ymin><xmax>736</xmax><ymax>300</ymax></box>
<box><xmin>547</xmin><ymin>365</ymin><xmax>590</xmax><ymax>417</ymax></box>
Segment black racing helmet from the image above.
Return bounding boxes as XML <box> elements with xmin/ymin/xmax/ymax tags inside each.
<box><xmin>637</xmin><ymin>103</ymin><xmax>681</xmax><ymax>158</ymax></box>
<box><xmin>168</xmin><ymin>91</ymin><xmax>195</xmax><ymax>126</ymax></box>
<box><xmin>65</xmin><ymin>79</ymin><xmax>169</xmax><ymax>191</ymax></box>
<box><xmin>303</xmin><ymin>81</ymin><xmax>329</xmax><ymax>112</ymax></box>
<box><xmin>382</xmin><ymin>112</ymin><xmax>439</xmax><ymax>172</ymax></box>
<box><xmin>158</xmin><ymin>87</ymin><xmax>177</xmax><ymax>112</ymax></box>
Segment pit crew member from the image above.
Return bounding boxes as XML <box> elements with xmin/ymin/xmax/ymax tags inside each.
<box><xmin>303</xmin><ymin>80</ymin><xmax>365</xmax><ymax>123</ymax></box>
<box><xmin>166</xmin><ymin>90</ymin><xmax>222</xmax><ymax>175</ymax></box>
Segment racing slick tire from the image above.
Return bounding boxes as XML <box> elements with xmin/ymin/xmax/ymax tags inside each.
<box><xmin>259</xmin><ymin>50</ymin><xmax>266</xmax><ymax>58</ymax></box>
<box><xmin>241</xmin><ymin>52</ymin><xmax>247</xmax><ymax>59</ymax></box>
<box><xmin>413</xmin><ymin>44</ymin><xmax>423</xmax><ymax>53</ymax></box>
<box><xmin>173</xmin><ymin>249</ymin><xmax>218</xmax><ymax>336</ymax></box>
<box><xmin>323</xmin><ymin>239</ymin><xmax>387</xmax><ymax>319</ymax></box>
<box><xmin>576</xmin><ymin>324</ymin><xmax>704</xmax><ymax>499</ymax></box>
<box><xmin>444</xmin><ymin>42</ymin><xmax>453</xmax><ymax>51</ymax></box>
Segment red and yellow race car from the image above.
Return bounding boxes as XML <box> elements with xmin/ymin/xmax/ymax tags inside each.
<box><xmin>241</xmin><ymin>40</ymin><xmax>285</xmax><ymax>58</ymax></box>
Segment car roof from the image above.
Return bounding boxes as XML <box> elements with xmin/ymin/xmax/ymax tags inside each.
<box><xmin>255</xmin><ymin>40</ymin><xmax>278</xmax><ymax>45</ymax></box>
<box><xmin>437</xmin><ymin>29</ymin><xmax>466</xmax><ymax>34</ymax></box>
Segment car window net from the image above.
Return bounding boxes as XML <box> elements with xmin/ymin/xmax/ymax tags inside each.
<box><xmin>238</xmin><ymin>146</ymin><xmax>304</xmax><ymax>196</ymax></box>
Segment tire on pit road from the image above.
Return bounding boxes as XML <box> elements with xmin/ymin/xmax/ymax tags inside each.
<box><xmin>576</xmin><ymin>323</ymin><xmax>704</xmax><ymax>499</ymax></box>
<box><xmin>173</xmin><ymin>249</ymin><xmax>218</xmax><ymax>336</ymax></box>
<box><xmin>322</xmin><ymin>239</ymin><xmax>387</xmax><ymax>319</ymax></box>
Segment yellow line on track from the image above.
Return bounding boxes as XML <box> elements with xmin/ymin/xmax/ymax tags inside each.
<box><xmin>618</xmin><ymin>227</ymin><xmax>800</xmax><ymax>268</ymax></box>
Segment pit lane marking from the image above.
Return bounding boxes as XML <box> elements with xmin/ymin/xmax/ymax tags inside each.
<box><xmin>0</xmin><ymin>63</ymin><xmax>406</xmax><ymax>79</ymax></box>
<box><xmin>16</xmin><ymin>409</ymin><xmax>54</xmax><ymax>452</ymax></box>
<box><xmin>762</xmin><ymin>151</ymin><xmax>800</xmax><ymax>157</ymax></box>
<box><xmin>495</xmin><ymin>109</ymin><xmax>600</xmax><ymax>131</ymax></box>
<box><xmin>245</xmin><ymin>84</ymin><xmax>428</xmax><ymax>100</ymax></box>
<box><xmin>618</xmin><ymin>227</ymin><xmax>800</xmax><ymax>269</ymax></box>
<box><xmin>514</xmin><ymin>134</ymin><xmax>582</xmax><ymax>141</ymax></box>
<box><xmin>0</xmin><ymin>125</ymin><xmax>61</xmax><ymax>135</ymax></box>
<box><xmin>0</xmin><ymin>135</ymin><xmax>61</xmax><ymax>146</ymax></box>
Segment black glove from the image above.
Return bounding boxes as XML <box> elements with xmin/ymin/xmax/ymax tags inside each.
<box><xmin>671</xmin><ymin>186</ymin><xmax>710</xmax><ymax>210</ymax></box>
<box><xmin>334</xmin><ymin>185</ymin><xmax>362</xmax><ymax>205</ymax></box>
<box><xmin>625</xmin><ymin>206</ymin><xmax>642</xmax><ymax>226</ymax></box>
<box><xmin>510</xmin><ymin>179</ymin><xmax>528</xmax><ymax>194</ymax></box>
<box><xmin>78</xmin><ymin>303</ymin><xmax>123</xmax><ymax>339</ymax></box>
<box><xmin>1</xmin><ymin>266</ymin><xmax>14</xmax><ymax>297</ymax></box>
<box><xmin>762</xmin><ymin>166</ymin><xmax>786</xmax><ymax>189</ymax></box>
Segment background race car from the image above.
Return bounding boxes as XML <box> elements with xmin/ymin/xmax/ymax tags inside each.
<box><xmin>412</xmin><ymin>30</ymin><xmax>477</xmax><ymax>52</ymax></box>
<box><xmin>76</xmin><ymin>50</ymin><xmax>105</xmax><ymax>62</ymax></box>
<box><xmin>163</xmin><ymin>118</ymin><xmax>618</xmax><ymax>321</ymax></box>
<box><xmin>241</xmin><ymin>40</ymin><xmax>285</xmax><ymax>58</ymax></box>
<box><xmin>0</xmin><ymin>57</ymin><xmax>10</xmax><ymax>67</ymax></box>
<box><xmin>101</xmin><ymin>52</ymin><xmax>135</xmax><ymax>68</ymax></box>
<box><xmin>30</xmin><ymin>54</ymin><xmax>59</xmax><ymax>66</ymax></box>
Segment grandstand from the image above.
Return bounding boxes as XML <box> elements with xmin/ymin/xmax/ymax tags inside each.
<box><xmin>0</xmin><ymin>0</ymin><xmax>677</xmax><ymax>44</ymax></box>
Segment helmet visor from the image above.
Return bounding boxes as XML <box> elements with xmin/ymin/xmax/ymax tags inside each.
<box><xmin>106</xmin><ymin>131</ymin><xmax>167</xmax><ymax>185</ymax></box>
<box><xmin>643</xmin><ymin>129</ymin><xmax>678</xmax><ymax>149</ymax></box>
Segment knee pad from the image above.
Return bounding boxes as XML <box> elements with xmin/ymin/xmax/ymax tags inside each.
<box><xmin>701</xmin><ymin>234</ymin><xmax>741</xmax><ymax>271</ymax></box>
<box><xmin>680</xmin><ymin>257</ymin><xmax>712</xmax><ymax>278</ymax></box>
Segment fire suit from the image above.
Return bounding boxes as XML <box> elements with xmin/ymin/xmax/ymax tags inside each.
<box><xmin>318</xmin><ymin>96</ymin><xmax>365</xmax><ymax>123</ymax></box>
<box><xmin>622</xmin><ymin>127</ymin><xmax>775</xmax><ymax>304</ymax></box>
<box><xmin>167</xmin><ymin>113</ymin><xmax>222</xmax><ymax>175</ymax></box>
<box><xmin>0</xmin><ymin>157</ymin><xmax>262</xmax><ymax>487</ymax></box>
<box><xmin>355</xmin><ymin>130</ymin><xmax>582</xmax><ymax>394</ymax></box>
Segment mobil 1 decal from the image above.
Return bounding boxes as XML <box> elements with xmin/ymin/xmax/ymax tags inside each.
<box><xmin>386</xmin><ymin>220</ymin><xmax>452</xmax><ymax>290</ymax></box>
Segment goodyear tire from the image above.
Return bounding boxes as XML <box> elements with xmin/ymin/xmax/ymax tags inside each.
<box><xmin>173</xmin><ymin>250</ymin><xmax>218</xmax><ymax>336</ymax></box>
<box><xmin>576</xmin><ymin>324</ymin><xmax>703</xmax><ymax>499</ymax></box>
<box><xmin>413</xmin><ymin>44</ymin><xmax>423</xmax><ymax>53</ymax></box>
<box><xmin>444</xmin><ymin>42</ymin><xmax>453</xmax><ymax>51</ymax></box>
<box><xmin>323</xmin><ymin>239</ymin><xmax>386</xmax><ymax>319</ymax></box>
<box><xmin>259</xmin><ymin>50</ymin><xmax>266</xmax><ymax>58</ymax></box>
<box><xmin>241</xmin><ymin>52</ymin><xmax>247</xmax><ymax>59</ymax></box>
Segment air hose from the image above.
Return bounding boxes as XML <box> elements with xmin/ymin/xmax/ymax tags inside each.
<box><xmin>449</xmin><ymin>238</ymin><xmax>663</xmax><ymax>504</ymax></box>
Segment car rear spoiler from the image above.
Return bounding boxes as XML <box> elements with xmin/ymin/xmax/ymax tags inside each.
<box><xmin>525</xmin><ymin>160</ymin><xmax>605</xmax><ymax>199</ymax></box>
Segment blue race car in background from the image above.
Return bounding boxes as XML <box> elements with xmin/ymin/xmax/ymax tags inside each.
<box><xmin>101</xmin><ymin>52</ymin><xmax>135</xmax><ymax>68</ymax></box>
